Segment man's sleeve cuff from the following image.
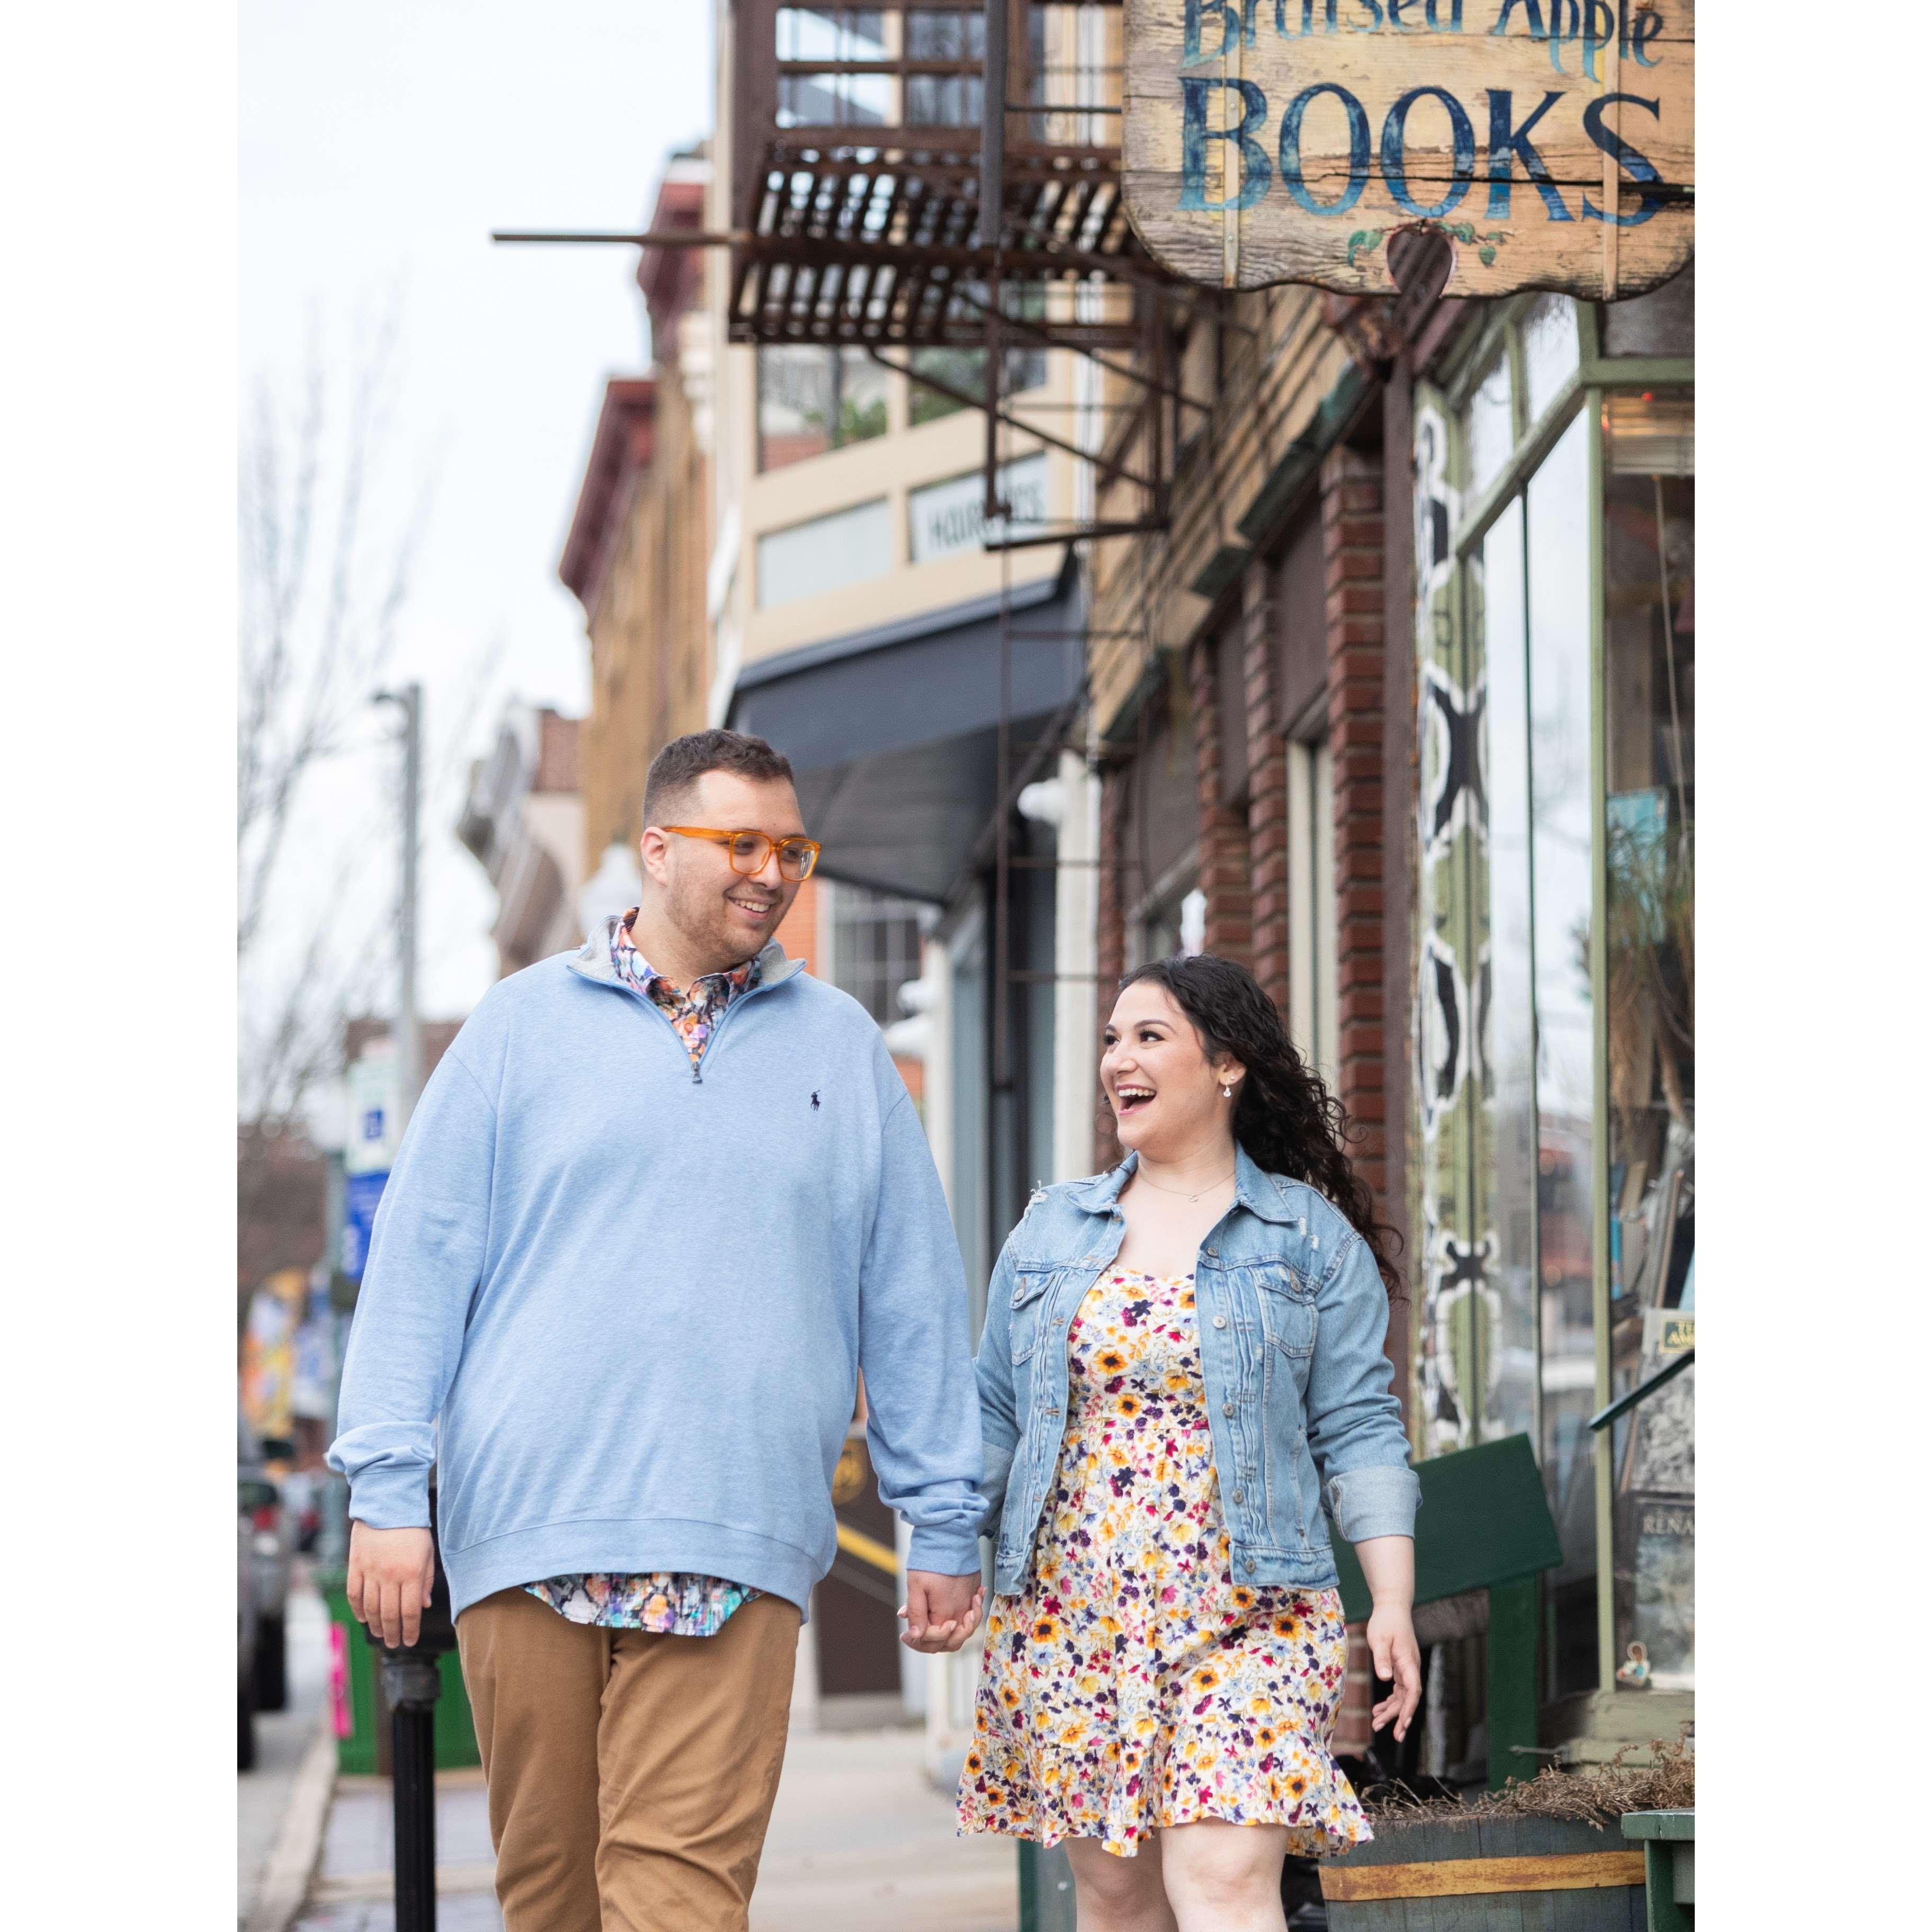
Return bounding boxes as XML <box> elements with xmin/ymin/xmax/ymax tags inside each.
<box><xmin>341</xmin><ymin>1460</ymin><xmax>433</xmax><ymax>1532</ymax></box>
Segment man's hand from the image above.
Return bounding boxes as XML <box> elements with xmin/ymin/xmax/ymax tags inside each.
<box><xmin>347</xmin><ymin>1522</ymin><xmax>436</xmax><ymax>1649</ymax></box>
<box><xmin>898</xmin><ymin>1570</ymin><xmax>985</xmax><ymax>1654</ymax></box>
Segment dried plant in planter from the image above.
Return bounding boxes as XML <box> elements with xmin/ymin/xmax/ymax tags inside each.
<box><xmin>1366</xmin><ymin>1729</ymin><xmax>1694</xmax><ymax>1833</ymax></box>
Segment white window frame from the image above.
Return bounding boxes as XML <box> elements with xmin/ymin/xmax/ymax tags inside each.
<box><xmin>1285</xmin><ymin>734</ymin><xmax>1338</xmax><ymax>1094</ymax></box>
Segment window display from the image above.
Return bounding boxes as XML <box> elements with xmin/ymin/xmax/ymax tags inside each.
<box><xmin>1603</xmin><ymin>391</ymin><xmax>1695</xmax><ymax>1695</ymax></box>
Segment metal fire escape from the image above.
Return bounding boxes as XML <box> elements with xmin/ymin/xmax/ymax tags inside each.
<box><xmin>727</xmin><ymin>1</ymin><xmax>1180</xmax><ymax>538</ymax></box>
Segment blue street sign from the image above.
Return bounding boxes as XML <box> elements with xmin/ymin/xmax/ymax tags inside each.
<box><xmin>342</xmin><ymin>1169</ymin><xmax>389</xmax><ymax>1279</ymax></box>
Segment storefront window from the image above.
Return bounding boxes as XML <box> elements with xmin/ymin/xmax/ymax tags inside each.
<box><xmin>1465</xmin><ymin>347</ymin><xmax>1514</xmax><ymax>502</ymax></box>
<box><xmin>1522</xmin><ymin>293</ymin><xmax>1580</xmax><ymax>426</ymax></box>
<box><xmin>1475</xmin><ymin>401</ymin><xmax>1598</xmax><ymax>1697</ymax></box>
<box><xmin>1436</xmin><ymin>292</ymin><xmax>1691</xmax><ymax>1721</ymax></box>
<box><xmin>1603</xmin><ymin>391</ymin><xmax>1694</xmax><ymax>1696</ymax></box>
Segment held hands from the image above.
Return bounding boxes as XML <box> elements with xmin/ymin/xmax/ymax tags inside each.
<box><xmin>346</xmin><ymin>1522</ymin><xmax>436</xmax><ymax>1649</ymax></box>
<box><xmin>1366</xmin><ymin>1599</ymin><xmax>1423</xmax><ymax>1743</ymax></box>
<box><xmin>897</xmin><ymin>1569</ymin><xmax>986</xmax><ymax>1654</ymax></box>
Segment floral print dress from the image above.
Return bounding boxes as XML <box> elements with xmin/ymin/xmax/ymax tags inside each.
<box><xmin>957</xmin><ymin>1267</ymin><xmax>1371</xmax><ymax>1859</ymax></box>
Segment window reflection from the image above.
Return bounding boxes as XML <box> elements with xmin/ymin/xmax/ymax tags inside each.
<box><xmin>1604</xmin><ymin>392</ymin><xmax>1694</xmax><ymax>1697</ymax></box>
<box><xmin>1521</xmin><ymin>294</ymin><xmax>1579</xmax><ymax>427</ymax></box>
<box><xmin>758</xmin><ymin>346</ymin><xmax>888</xmax><ymax>470</ymax></box>
<box><xmin>1465</xmin><ymin>348</ymin><xmax>1514</xmax><ymax>502</ymax></box>
<box><xmin>1525</xmin><ymin>412</ymin><xmax>1597</xmax><ymax>1698</ymax></box>
<box><xmin>1474</xmin><ymin>404</ymin><xmax>1597</xmax><ymax>1698</ymax></box>
<box><xmin>776</xmin><ymin>8</ymin><xmax>889</xmax><ymax>127</ymax></box>
<box><xmin>1481</xmin><ymin>498</ymin><xmax>1536</xmax><ymax>1448</ymax></box>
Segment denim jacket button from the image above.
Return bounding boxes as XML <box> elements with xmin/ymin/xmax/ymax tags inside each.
<box><xmin>1231</xmin><ymin>1489</ymin><xmax>1245</xmax><ymax>1505</ymax></box>
<box><xmin>1212</xmin><ymin>1314</ymin><xmax>1227</xmax><ymax>1329</ymax></box>
<box><xmin>1222</xmin><ymin>1402</ymin><xmax>1235</xmax><ymax>1418</ymax></box>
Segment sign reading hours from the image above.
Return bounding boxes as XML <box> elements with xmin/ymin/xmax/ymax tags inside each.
<box><xmin>1123</xmin><ymin>2</ymin><xmax>1693</xmax><ymax>298</ymax></box>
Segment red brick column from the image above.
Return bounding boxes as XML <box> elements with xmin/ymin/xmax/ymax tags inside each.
<box><xmin>1321</xmin><ymin>443</ymin><xmax>1391</xmax><ymax>1764</ymax></box>
<box><xmin>1332</xmin><ymin>1626</ymin><xmax>1379</xmax><ymax>1759</ymax></box>
<box><xmin>1187</xmin><ymin>639</ymin><xmax>1253</xmax><ymax>968</ymax></box>
<box><xmin>1320</xmin><ymin>445</ymin><xmax>1389</xmax><ymax>1212</ymax></box>
<box><xmin>1094</xmin><ymin>762</ymin><xmax>1129</xmax><ymax>1168</ymax></box>
<box><xmin>1240</xmin><ymin>560</ymin><xmax>1289</xmax><ymax>1015</ymax></box>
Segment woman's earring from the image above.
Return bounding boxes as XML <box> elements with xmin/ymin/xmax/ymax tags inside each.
<box><xmin>1222</xmin><ymin>1084</ymin><xmax>1234</xmax><ymax>1099</ymax></box>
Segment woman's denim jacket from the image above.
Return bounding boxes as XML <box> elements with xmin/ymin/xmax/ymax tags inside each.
<box><xmin>976</xmin><ymin>1146</ymin><xmax>1420</xmax><ymax>1597</ymax></box>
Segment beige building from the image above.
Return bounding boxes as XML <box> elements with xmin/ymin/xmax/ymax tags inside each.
<box><xmin>561</xmin><ymin>151</ymin><xmax>718</xmax><ymax>875</ymax></box>
<box><xmin>456</xmin><ymin>705</ymin><xmax>585</xmax><ymax>978</ymax></box>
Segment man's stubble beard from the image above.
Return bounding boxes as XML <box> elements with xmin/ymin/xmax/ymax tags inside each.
<box><xmin>672</xmin><ymin>873</ymin><xmax>780</xmax><ymax>972</ymax></box>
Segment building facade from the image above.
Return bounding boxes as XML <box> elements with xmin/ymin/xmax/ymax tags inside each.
<box><xmin>555</xmin><ymin>4</ymin><xmax>1694</xmax><ymax>1784</ymax></box>
<box><xmin>457</xmin><ymin>704</ymin><xmax>585</xmax><ymax>978</ymax></box>
<box><xmin>1082</xmin><ymin>255</ymin><xmax>1695</xmax><ymax>1768</ymax></box>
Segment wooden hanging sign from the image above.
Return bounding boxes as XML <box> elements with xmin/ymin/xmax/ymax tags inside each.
<box><xmin>1122</xmin><ymin>2</ymin><xmax>1693</xmax><ymax>299</ymax></box>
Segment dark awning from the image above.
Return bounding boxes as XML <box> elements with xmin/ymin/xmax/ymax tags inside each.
<box><xmin>728</xmin><ymin>564</ymin><xmax>1083</xmax><ymax>901</ymax></box>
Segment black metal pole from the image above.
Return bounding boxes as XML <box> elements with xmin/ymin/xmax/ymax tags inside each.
<box><xmin>365</xmin><ymin>1493</ymin><xmax>457</xmax><ymax>1932</ymax></box>
<box><xmin>383</xmin><ymin>1652</ymin><xmax>441</xmax><ymax>1932</ymax></box>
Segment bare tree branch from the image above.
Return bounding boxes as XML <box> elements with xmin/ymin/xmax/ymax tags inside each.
<box><xmin>238</xmin><ymin>293</ymin><xmax>435</xmax><ymax>1133</ymax></box>
<box><xmin>238</xmin><ymin>293</ymin><xmax>433</xmax><ymax>963</ymax></box>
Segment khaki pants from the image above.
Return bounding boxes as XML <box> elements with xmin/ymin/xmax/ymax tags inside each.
<box><xmin>456</xmin><ymin>1587</ymin><xmax>801</xmax><ymax>1932</ymax></box>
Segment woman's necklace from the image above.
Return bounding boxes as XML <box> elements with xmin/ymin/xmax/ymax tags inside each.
<box><xmin>1136</xmin><ymin>1167</ymin><xmax>1235</xmax><ymax>1202</ymax></box>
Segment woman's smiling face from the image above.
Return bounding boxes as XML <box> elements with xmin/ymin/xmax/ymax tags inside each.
<box><xmin>1101</xmin><ymin>979</ymin><xmax>1241</xmax><ymax>1159</ymax></box>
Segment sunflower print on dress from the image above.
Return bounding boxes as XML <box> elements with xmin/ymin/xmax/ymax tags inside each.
<box><xmin>956</xmin><ymin>1267</ymin><xmax>1372</xmax><ymax>1859</ymax></box>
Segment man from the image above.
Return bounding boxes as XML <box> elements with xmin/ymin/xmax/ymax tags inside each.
<box><xmin>329</xmin><ymin>729</ymin><xmax>986</xmax><ymax>1932</ymax></box>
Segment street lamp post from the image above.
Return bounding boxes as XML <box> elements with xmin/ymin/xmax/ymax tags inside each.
<box><xmin>372</xmin><ymin>683</ymin><xmax>423</xmax><ymax>1129</ymax></box>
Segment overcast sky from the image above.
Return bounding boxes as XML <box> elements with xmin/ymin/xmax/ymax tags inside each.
<box><xmin>240</xmin><ymin>1</ymin><xmax>712</xmax><ymax>1023</ymax></box>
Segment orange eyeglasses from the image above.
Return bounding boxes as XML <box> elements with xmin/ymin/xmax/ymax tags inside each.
<box><xmin>661</xmin><ymin>826</ymin><xmax>822</xmax><ymax>882</ymax></box>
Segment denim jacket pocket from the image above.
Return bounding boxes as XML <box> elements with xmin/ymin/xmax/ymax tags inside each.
<box><xmin>1251</xmin><ymin>1266</ymin><xmax>1318</xmax><ymax>1360</ymax></box>
<box><xmin>1008</xmin><ymin>1265</ymin><xmax>1057</xmax><ymax>1365</ymax></box>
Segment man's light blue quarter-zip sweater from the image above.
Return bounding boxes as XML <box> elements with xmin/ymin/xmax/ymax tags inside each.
<box><xmin>327</xmin><ymin>923</ymin><xmax>985</xmax><ymax>1619</ymax></box>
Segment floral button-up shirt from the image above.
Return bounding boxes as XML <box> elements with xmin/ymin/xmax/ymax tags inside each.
<box><xmin>524</xmin><ymin>910</ymin><xmax>765</xmax><ymax>1636</ymax></box>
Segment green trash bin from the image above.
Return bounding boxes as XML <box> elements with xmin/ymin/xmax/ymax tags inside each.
<box><xmin>318</xmin><ymin>1567</ymin><xmax>481</xmax><ymax>1775</ymax></box>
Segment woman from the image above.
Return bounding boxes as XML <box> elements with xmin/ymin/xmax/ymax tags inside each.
<box><xmin>958</xmin><ymin>955</ymin><xmax>1421</xmax><ymax>1931</ymax></box>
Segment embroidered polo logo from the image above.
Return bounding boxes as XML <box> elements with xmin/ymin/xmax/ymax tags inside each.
<box><xmin>810</xmin><ymin>1091</ymin><xmax>820</xmax><ymax>1109</ymax></box>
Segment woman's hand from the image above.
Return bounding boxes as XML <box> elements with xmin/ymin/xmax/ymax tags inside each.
<box><xmin>898</xmin><ymin>1570</ymin><xmax>986</xmax><ymax>1653</ymax></box>
<box><xmin>1365</xmin><ymin>1600</ymin><xmax>1423</xmax><ymax>1741</ymax></box>
<box><xmin>1354</xmin><ymin>1533</ymin><xmax>1423</xmax><ymax>1743</ymax></box>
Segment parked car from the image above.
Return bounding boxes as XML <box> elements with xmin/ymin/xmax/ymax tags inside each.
<box><xmin>238</xmin><ymin>1412</ymin><xmax>293</xmax><ymax>1711</ymax></box>
<box><xmin>238</xmin><ymin>1498</ymin><xmax>261</xmax><ymax>1769</ymax></box>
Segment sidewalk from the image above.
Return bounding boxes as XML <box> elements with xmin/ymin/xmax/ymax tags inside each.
<box><xmin>240</xmin><ymin>1576</ymin><xmax>333</xmax><ymax>1930</ymax></box>
<box><xmin>288</xmin><ymin>1720</ymin><xmax>1015</xmax><ymax>1931</ymax></box>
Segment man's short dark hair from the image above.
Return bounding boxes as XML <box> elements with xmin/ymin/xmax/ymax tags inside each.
<box><xmin>641</xmin><ymin>729</ymin><xmax>796</xmax><ymax>827</ymax></box>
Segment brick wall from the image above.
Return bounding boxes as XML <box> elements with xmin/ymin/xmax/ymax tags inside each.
<box><xmin>1320</xmin><ymin>444</ymin><xmax>1390</xmax><ymax>1217</ymax></box>
<box><xmin>1332</xmin><ymin>1627</ymin><xmax>1379</xmax><ymax>1759</ymax></box>
<box><xmin>1240</xmin><ymin>561</ymin><xmax>1289</xmax><ymax>1013</ymax></box>
<box><xmin>1320</xmin><ymin>442</ymin><xmax>1392</xmax><ymax>1760</ymax></box>
<box><xmin>1187</xmin><ymin>637</ymin><xmax>1254</xmax><ymax>967</ymax></box>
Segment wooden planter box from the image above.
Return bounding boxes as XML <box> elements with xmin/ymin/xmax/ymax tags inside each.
<box><xmin>1322</xmin><ymin>1815</ymin><xmax>1648</xmax><ymax>1930</ymax></box>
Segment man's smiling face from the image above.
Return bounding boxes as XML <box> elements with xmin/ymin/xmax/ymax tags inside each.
<box><xmin>641</xmin><ymin>768</ymin><xmax>808</xmax><ymax>974</ymax></box>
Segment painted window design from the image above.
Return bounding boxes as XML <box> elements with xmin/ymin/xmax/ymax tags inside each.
<box><xmin>1413</xmin><ymin>296</ymin><xmax>1693</xmax><ymax>1712</ymax></box>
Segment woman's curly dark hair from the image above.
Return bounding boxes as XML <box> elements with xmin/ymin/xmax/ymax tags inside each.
<box><xmin>1119</xmin><ymin>954</ymin><xmax>1403</xmax><ymax>1296</ymax></box>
